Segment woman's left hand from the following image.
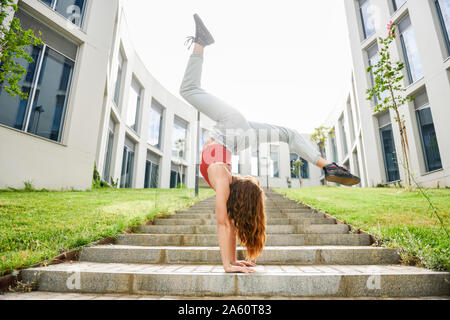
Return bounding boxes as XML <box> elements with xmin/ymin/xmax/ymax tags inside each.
<box><xmin>232</xmin><ymin>260</ymin><xmax>257</xmax><ymax>267</ymax></box>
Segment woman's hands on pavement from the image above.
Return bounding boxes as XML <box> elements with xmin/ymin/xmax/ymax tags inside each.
<box><xmin>232</xmin><ymin>260</ymin><xmax>257</xmax><ymax>267</ymax></box>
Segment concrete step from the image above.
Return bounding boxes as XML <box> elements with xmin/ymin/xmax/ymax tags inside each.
<box><xmin>265</xmin><ymin>205</ymin><xmax>308</xmax><ymax>209</ymax></box>
<box><xmin>167</xmin><ymin>212</ymin><xmax>326</xmax><ymax>220</ymax></box>
<box><xmin>22</xmin><ymin>262</ymin><xmax>450</xmax><ymax>297</ymax></box>
<box><xmin>80</xmin><ymin>245</ymin><xmax>400</xmax><ymax>265</ymax></box>
<box><xmin>177</xmin><ymin>208</ymin><xmax>315</xmax><ymax>214</ymax></box>
<box><xmin>137</xmin><ymin>224</ymin><xmax>350</xmax><ymax>235</ymax></box>
<box><xmin>153</xmin><ymin>217</ymin><xmax>337</xmax><ymax>226</ymax></box>
<box><xmin>115</xmin><ymin>233</ymin><xmax>372</xmax><ymax>246</ymax></box>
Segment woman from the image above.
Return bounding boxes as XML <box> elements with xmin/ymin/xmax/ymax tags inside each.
<box><xmin>180</xmin><ymin>14</ymin><xmax>361</xmax><ymax>274</ymax></box>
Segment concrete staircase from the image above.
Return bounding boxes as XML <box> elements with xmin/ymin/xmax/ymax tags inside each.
<box><xmin>22</xmin><ymin>190</ymin><xmax>449</xmax><ymax>298</ymax></box>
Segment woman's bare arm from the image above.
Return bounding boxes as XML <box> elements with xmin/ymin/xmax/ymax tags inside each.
<box><xmin>209</xmin><ymin>165</ymin><xmax>255</xmax><ymax>273</ymax></box>
<box><xmin>230</xmin><ymin>223</ymin><xmax>256</xmax><ymax>268</ymax></box>
<box><xmin>229</xmin><ymin>223</ymin><xmax>237</xmax><ymax>263</ymax></box>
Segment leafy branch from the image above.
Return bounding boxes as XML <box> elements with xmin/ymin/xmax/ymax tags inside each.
<box><xmin>366</xmin><ymin>21</ymin><xmax>414</xmax><ymax>190</ymax></box>
<box><xmin>0</xmin><ymin>0</ymin><xmax>43</xmax><ymax>99</ymax></box>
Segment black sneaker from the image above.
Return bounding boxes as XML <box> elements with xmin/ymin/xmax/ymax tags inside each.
<box><xmin>185</xmin><ymin>14</ymin><xmax>215</xmax><ymax>49</ymax></box>
<box><xmin>324</xmin><ymin>163</ymin><xmax>361</xmax><ymax>186</ymax></box>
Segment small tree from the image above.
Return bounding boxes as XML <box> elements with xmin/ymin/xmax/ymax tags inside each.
<box><xmin>175</xmin><ymin>138</ymin><xmax>187</xmax><ymax>188</ymax></box>
<box><xmin>291</xmin><ymin>159</ymin><xmax>304</xmax><ymax>188</ymax></box>
<box><xmin>1</xmin><ymin>0</ymin><xmax>42</xmax><ymax>98</ymax></box>
<box><xmin>366</xmin><ymin>21</ymin><xmax>414</xmax><ymax>190</ymax></box>
<box><xmin>311</xmin><ymin>126</ymin><xmax>330</xmax><ymax>158</ymax></box>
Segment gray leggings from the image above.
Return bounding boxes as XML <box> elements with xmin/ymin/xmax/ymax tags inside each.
<box><xmin>180</xmin><ymin>53</ymin><xmax>321</xmax><ymax>165</ymax></box>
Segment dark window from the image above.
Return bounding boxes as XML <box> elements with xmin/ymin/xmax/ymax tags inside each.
<box><xmin>0</xmin><ymin>46</ymin><xmax>41</xmax><ymax>130</ymax></box>
<box><xmin>120</xmin><ymin>142</ymin><xmax>135</xmax><ymax>188</ymax></box>
<box><xmin>300</xmin><ymin>158</ymin><xmax>309</xmax><ymax>179</ymax></box>
<box><xmin>414</xmin><ymin>91</ymin><xmax>442</xmax><ymax>172</ymax></box>
<box><xmin>103</xmin><ymin>119</ymin><xmax>115</xmax><ymax>182</ymax></box>
<box><xmin>290</xmin><ymin>153</ymin><xmax>299</xmax><ymax>179</ymax></box>
<box><xmin>170</xmin><ymin>170</ymin><xmax>185</xmax><ymax>188</ymax></box>
<box><xmin>290</xmin><ymin>154</ymin><xmax>309</xmax><ymax>179</ymax></box>
<box><xmin>379</xmin><ymin>118</ymin><xmax>400</xmax><ymax>182</ymax></box>
<box><xmin>26</xmin><ymin>47</ymin><xmax>74</xmax><ymax>142</ymax></box>
<box><xmin>144</xmin><ymin>161</ymin><xmax>159</xmax><ymax>188</ymax></box>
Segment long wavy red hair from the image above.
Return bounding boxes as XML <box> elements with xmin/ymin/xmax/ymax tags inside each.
<box><xmin>226</xmin><ymin>176</ymin><xmax>266</xmax><ymax>261</ymax></box>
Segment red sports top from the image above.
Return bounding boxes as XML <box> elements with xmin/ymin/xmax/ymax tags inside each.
<box><xmin>200</xmin><ymin>143</ymin><xmax>232</xmax><ymax>189</ymax></box>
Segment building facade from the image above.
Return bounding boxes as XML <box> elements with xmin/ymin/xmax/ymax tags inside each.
<box><xmin>0</xmin><ymin>0</ymin><xmax>119</xmax><ymax>190</ymax></box>
<box><xmin>341</xmin><ymin>0</ymin><xmax>450</xmax><ymax>188</ymax></box>
<box><xmin>0</xmin><ymin>0</ymin><xmax>321</xmax><ymax>190</ymax></box>
<box><xmin>322</xmin><ymin>72</ymin><xmax>369</xmax><ymax>188</ymax></box>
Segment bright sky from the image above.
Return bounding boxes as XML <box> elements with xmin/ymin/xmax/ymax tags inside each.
<box><xmin>123</xmin><ymin>0</ymin><xmax>352</xmax><ymax>134</ymax></box>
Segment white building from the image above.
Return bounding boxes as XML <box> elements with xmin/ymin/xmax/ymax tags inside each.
<box><xmin>336</xmin><ymin>0</ymin><xmax>450</xmax><ymax>188</ymax></box>
<box><xmin>0</xmin><ymin>0</ymin><xmax>321</xmax><ymax>190</ymax></box>
<box><xmin>322</xmin><ymin>72</ymin><xmax>369</xmax><ymax>188</ymax></box>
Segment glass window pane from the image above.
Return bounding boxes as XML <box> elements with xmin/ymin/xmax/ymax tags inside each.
<box><xmin>290</xmin><ymin>153</ymin><xmax>298</xmax><ymax>178</ymax></box>
<box><xmin>27</xmin><ymin>47</ymin><xmax>74</xmax><ymax>142</ymax></box>
<box><xmin>0</xmin><ymin>46</ymin><xmax>41</xmax><ymax>130</ymax></box>
<box><xmin>367</xmin><ymin>43</ymin><xmax>389</xmax><ymax>104</ymax></box>
<box><xmin>126</xmin><ymin>78</ymin><xmax>141</xmax><ymax>132</ymax></box>
<box><xmin>103</xmin><ymin>119</ymin><xmax>115</xmax><ymax>181</ymax></box>
<box><xmin>436</xmin><ymin>0</ymin><xmax>450</xmax><ymax>55</ymax></box>
<box><xmin>144</xmin><ymin>161</ymin><xmax>151</xmax><ymax>188</ymax></box>
<box><xmin>170</xmin><ymin>170</ymin><xmax>177</xmax><ymax>188</ymax></box>
<box><xmin>39</xmin><ymin>0</ymin><xmax>54</xmax><ymax>8</ymax></box>
<box><xmin>339</xmin><ymin>117</ymin><xmax>348</xmax><ymax>156</ymax></box>
<box><xmin>120</xmin><ymin>148</ymin><xmax>128</xmax><ymax>188</ymax></box>
<box><xmin>380</xmin><ymin>125</ymin><xmax>400</xmax><ymax>182</ymax></box>
<box><xmin>393</xmin><ymin>0</ymin><xmax>406</xmax><ymax>11</ymax></box>
<box><xmin>16</xmin><ymin>8</ymin><xmax>77</xmax><ymax>60</ymax></box>
<box><xmin>359</xmin><ymin>0</ymin><xmax>376</xmax><ymax>38</ymax></box>
<box><xmin>126</xmin><ymin>150</ymin><xmax>134</xmax><ymax>188</ymax></box>
<box><xmin>300</xmin><ymin>157</ymin><xmax>309</xmax><ymax>179</ymax></box>
<box><xmin>54</xmin><ymin>0</ymin><xmax>86</xmax><ymax>27</ymax></box>
<box><xmin>269</xmin><ymin>146</ymin><xmax>279</xmax><ymax>178</ymax></box>
<box><xmin>399</xmin><ymin>16</ymin><xmax>424</xmax><ymax>83</ymax></box>
<box><xmin>113</xmin><ymin>52</ymin><xmax>123</xmax><ymax>106</ymax></box>
<box><xmin>150</xmin><ymin>163</ymin><xmax>159</xmax><ymax>188</ymax></box>
<box><xmin>172</xmin><ymin>118</ymin><xmax>188</xmax><ymax>159</ymax></box>
<box><xmin>330</xmin><ymin>133</ymin><xmax>338</xmax><ymax>162</ymax></box>
<box><xmin>149</xmin><ymin>100</ymin><xmax>163</xmax><ymax>147</ymax></box>
<box><xmin>417</xmin><ymin>107</ymin><xmax>442</xmax><ymax>172</ymax></box>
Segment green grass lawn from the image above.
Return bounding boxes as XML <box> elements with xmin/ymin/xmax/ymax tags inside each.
<box><xmin>275</xmin><ymin>187</ymin><xmax>450</xmax><ymax>271</ymax></box>
<box><xmin>0</xmin><ymin>188</ymin><xmax>215</xmax><ymax>276</ymax></box>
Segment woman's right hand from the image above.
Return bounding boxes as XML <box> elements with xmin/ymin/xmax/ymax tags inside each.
<box><xmin>224</xmin><ymin>265</ymin><xmax>256</xmax><ymax>274</ymax></box>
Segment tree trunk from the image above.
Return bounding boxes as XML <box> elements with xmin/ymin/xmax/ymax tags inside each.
<box><xmin>402</xmin><ymin>119</ymin><xmax>413</xmax><ymax>187</ymax></box>
<box><xmin>388</xmin><ymin>83</ymin><xmax>411</xmax><ymax>190</ymax></box>
<box><xmin>393</xmin><ymin>107</ymin><xmax>411</xmax><ymax>190</ymax></box>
